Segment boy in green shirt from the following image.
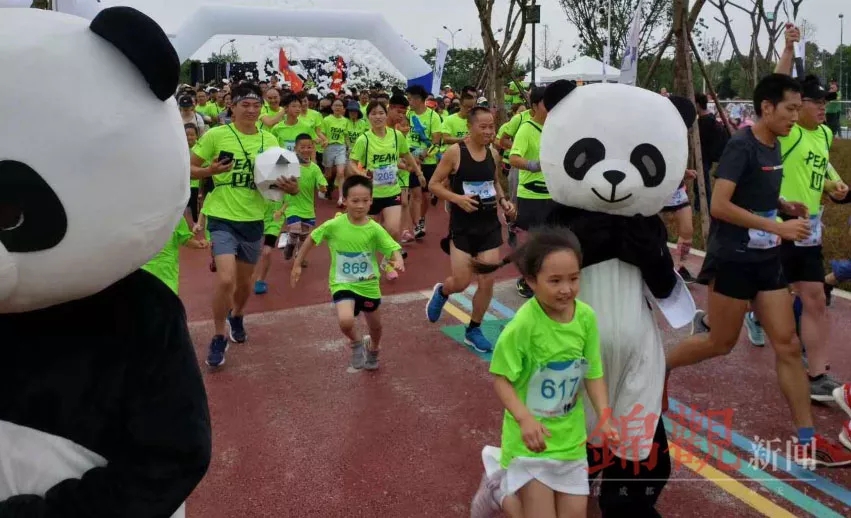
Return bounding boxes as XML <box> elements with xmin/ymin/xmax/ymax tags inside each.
<box><xmin>291</xmin><ymin>175</ymin><xmax>404</xmax><ymax>371</ymax></box>
<box><xmin>141</xmin><ymin>218</ymin><xmax>209</xmax><ymax>295</ymax></box>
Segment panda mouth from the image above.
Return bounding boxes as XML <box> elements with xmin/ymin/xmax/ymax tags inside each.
<box><xmin>591</xmin><ymin>188</ymin><xmax>633</xmax><ymax>204</ymax></box>
<box><xmin>0</xmin><ymin>204</ymin><xmax>24</xmax><ymax>232</ymax></box>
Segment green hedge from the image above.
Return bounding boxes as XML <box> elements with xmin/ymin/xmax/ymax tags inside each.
<box><xmin>668</xmin><ymin>139</ymin><xmax>851</xmax><ymax>287</ymax></box>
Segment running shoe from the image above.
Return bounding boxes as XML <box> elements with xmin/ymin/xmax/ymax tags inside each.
<box><xmin>227</xmin><ymin>311</ymin><xmax>247</xmax><ymax>343</ymax></box>
<box><xmin>206</xmin><ymin>335</ymin><xmax>228</xmax><ymax>367</ymax></box>
<box><xmin>677</xmin><ymin>266</ymin><xmax>696</xmax><ymax>284</ymax></box>
<box><xmin>690</xmin><ymin>309</ymin><xmax>709</xmax><ymax>335</ymax></box>
<box><xmin>400</xmin><ymin>229</ymin><xmax>415</xmax><ymax>243</ymax></box>
<box><xmin>465</xmin><ymin>327</ymin><xmax>494</xmax><ymax>353</ymax></box>
<box><xmin>811</xmin><ymin>374</ymin><xmax>842</xmax><ymax>402</ymax></box>
<box><xmin>470</xmin><ymin>472</ymin><xmax>504</xmax><ymax>518</ymax></box>
<box><xmin>793</xmin><ymin>434</ymin><xmax>851</xmax><ymax>468</ymax></box>
<box><xmin>839</xmin><ymin>420</ymin><xmax>851</xmax><ymax>451</ymax></box>
<box><xmin>824</xmin><ymin>283</ymin><xmax>834</xmax><ymax>307</ymax></box>
<box><xmin>426</xmin><ymin>283</ymin><xmax>448</xmax><ymax>323</ymax></box>
<box><xmin>833</xmin><ymin>383</ymin><xmax>851</xmax><ymax>418</ymax></box>
<box><xmin>283</xmin><ymin>242</ymin><xmax>295</xmax><ymax>260</ymax></box>
<box><xmin>744</xmin><ymin>312</ymin><xmax>765</xmax><ymax>347</ymax></box>
<box><xmin>350</xmin><ymin>336</ymin><xmax>367</xmax><ymax>370</ymax></box>
<box><xmin>254</xmin><ymin>280</ymin><xmax>268</xmax><ymax>295</ymax></box>
<box><xmin>516</xmin><ymin>278</ymin><xmax>533</xmax><ymax>299</ymax></box>
<box><xmin>365</xmin><ymin>343</ymin><xmax>380</xmax><ymax>371</ymax></box>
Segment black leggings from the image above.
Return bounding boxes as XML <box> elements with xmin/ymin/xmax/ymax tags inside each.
<box><xmin>587</xmin><ymin>417</ymin><xmax>671</xmax><ymax>518</ymax></box>
<box><xmin>187</xmin><ymin>187</ymin><xmax>199</xmax><ymax>222</ymax></box>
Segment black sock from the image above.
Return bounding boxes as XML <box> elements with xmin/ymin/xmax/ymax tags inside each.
<box><xmin>809</xmin><ymin>373</ymin><xmax>825</xmax><ymax>382</ymax></box>
<box><xmin>702</xmin><ymin>316</ymin><xmax>711</xmax><ymax>330</ymax></box>
<box><xmin>440</xmin><ymin>285</ymin><xmax>449</xmax><ymax>297</ymax></box>
<box><xmin>468</xmin><ymin>320</ymin><xmax>481</xmax><ymax>331</ymax></box>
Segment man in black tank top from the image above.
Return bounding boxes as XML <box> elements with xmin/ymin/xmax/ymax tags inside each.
<box><xmin>425</xmin><ymin>107</ymin><xmax>516</xmax><ymax>353</ymax></box>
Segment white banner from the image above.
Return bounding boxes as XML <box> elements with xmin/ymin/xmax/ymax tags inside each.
<box><xmin>431</xmin><ymin>39</ymin><xmax>449</xmax><ymax>96</ymax></box>
<box><xmin>619</xmin><ymin>0</ymin><xmax>646</xmax><ymax>85</ymax></box>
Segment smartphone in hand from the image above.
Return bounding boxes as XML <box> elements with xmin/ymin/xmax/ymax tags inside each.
<box><xmin>217</xmin><ymin>151</ymin><xmax>234</xmax><ymax>165</ymax></box>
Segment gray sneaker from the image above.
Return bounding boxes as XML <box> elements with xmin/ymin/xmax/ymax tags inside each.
<box><xmin>350</xmin><ymin>337</ymin><xmax>367</xmax><ymax>370</ymax></box>
<box><xmin>364</xmin><ymin>336</ymin><xmax>379</xmax><ymax>370</ymax></box>
<box><xmin>811</xmin><ymin>374</ymin><xmax>843</xmax><ymax>402</ymax></box>
<box><xmin>690</xmin><ymin>309</ymin><xmax>709</xmax><ymax>335</ymax></box>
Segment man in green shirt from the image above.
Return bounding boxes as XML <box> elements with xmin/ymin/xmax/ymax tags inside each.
<box><xmin>826</xmin><ymin>79</ymin><xmax>842</xmax><ymax>136</ymax></box>
<box><xmin>191</xmin><ymin>83</ymin><xmax>300</xmax><ymax>368</ymax></box>
<box><xmin>406</xmin><ymin>84</ymin><xmax>442</xmax><ymax>239</ymax></box>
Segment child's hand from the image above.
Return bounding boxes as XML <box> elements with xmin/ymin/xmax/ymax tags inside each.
<box><xmin>597</xmin><ymin>420</ymin><xmax>620</xmax><ymax>447</ymax></box>
<box><xmin>192</xmin><ymin>222</ymin><xmax>203</xmax><ymax>233</ymax></box>
<box><xmin>290</xmin><ymin>265</ymin><xmax>302</xmax><ymax>288</ymax></box>
<box><xmin>273</xmin><ymin>210</ymin><xmax>283</xmax><ymax>221</ymax></box>
<box><xmin>392</xmin><ymin>256</ymin><xmax>405</xmax><ymax>272</ymax></box>
<box><xmin>684</xmin><ymin>169</ymin><xmax>697</xmax><ymax>180</ymax></box>
<box><xmin>519</xmin><ymin>415</ymin><xmax>550</xmax><ymax>452</ymax></box>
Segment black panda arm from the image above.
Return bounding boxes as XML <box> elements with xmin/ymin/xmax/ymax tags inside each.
<box><xmin>0</xmin><ymin>296</ymin><xmax>212</xmax><ymax>518</ymax></box>
<box><xmin>629</xmin><ymin>216</ymin><xmax>677</xmax><ymax>299</ymax></box>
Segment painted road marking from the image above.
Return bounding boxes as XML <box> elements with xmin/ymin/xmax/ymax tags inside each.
<box><xmin>449</xmin><ymin>293</ymin><xmax>497</xmax><ymax>321</ymax></box>
<box><xmin>450</xmin><ymin>292</ymin><xmax>837</xmax><ymax>517</ymax></box>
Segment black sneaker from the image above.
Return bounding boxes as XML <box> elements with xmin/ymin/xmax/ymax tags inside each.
<box><xmin>227</xmin><ymin>311</ymin><xmax>247</xmax><ymax>343</ymax></box>
<box><xmin>414</xmin><ymin>225</ymin><xmax>425</xmax><ymax>240</ymax></box>
<box><xmin>206</xmin><ymin>335</ymin><xmax>228</xmax><ymax>367</ymax></box>
<box><xmin>516</xmin><ymin>278</ymin><xmax>533</xmax><ymax>299</ymax></box>
<box><xmin>401</xmin><ymin>249</ymin><xmax>408</xmax><ymax>259</ymax></box>
<box><xmin>677</xmin><ymin>266</ymin><xmax>696</xmax><ymax>284</ymax></box>
<box><xmin>430</xmin><ymin>195</ymin><xmax>438</xmax><ymax>206</ymax></box>
<box><xmin>825</xmin><ymin>284</ymin><xmax>834</xmax><ymax>307</ymax></box>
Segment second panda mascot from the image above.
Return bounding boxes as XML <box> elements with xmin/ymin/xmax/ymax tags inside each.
<box><xmin>541</xmin><ymin>80</ymin><xmax>697</xmax><ymax>516</ymax></box>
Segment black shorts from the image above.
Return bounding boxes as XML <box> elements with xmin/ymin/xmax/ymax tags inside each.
<box><xmin>451</xmin><ymin>226</ymin><xmax>503</xmax><ymax>257</ymax></box>
<box><xmin>409</xmin><ymin>170</ymin><xmax>422</xmax><ymax>188</ymax></box>
<box><xmin>698</xmin><ymin>253</ymin><xmax>787</xmax><ymax>301</ymax></box>
<box><xmin>369</xmin><ymin>195</ymin><xmax>401</xmax><ymax>216</ymax></box>
<box><xmin>779</xmin><ymin>243</ymin><xmax>825</xmax><ymax>283</ymax></box>
<box><xmin>187</xmin><ymin>187</ymin><xmax>200</xmax><ymax>221</ymax></box>
<box><xmin>516</xmin><ymin>197</ymin><xmax>556</xmax><ymax>231</ymax></box>
<box><xmin>332</xmin><ymin>290</ymin><xmax>382</xmax><ymax>316</ymax></box>
<box><xmin>263</xmin><ymin>234</ymin><xmax>279</xmax><ymax>247</ymax></box>
<box><xmin>420</xmin><ymin>164</ymin><xmax>437</xmax><ymax>192</ymax></box>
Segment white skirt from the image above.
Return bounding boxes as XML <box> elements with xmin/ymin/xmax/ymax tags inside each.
<box><xmin>481</xmin><ymin>445</ymin><xmax>590</xmax><ymax>499</ymax></box>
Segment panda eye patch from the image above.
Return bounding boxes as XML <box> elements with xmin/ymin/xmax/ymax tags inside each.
<box><xmin>562</xmin><ymin>138</ymin><xmax>606</xmax><ymax>181</ymax></box>
<box><xmin>0</xmin><ymin>161</ymin><xmax>67</xmax><ymax>253</ymax></box>
<box><xmin>630</xmin><ymin>144</ymin><xmax>666</xmax><ymax>188</ymax></box>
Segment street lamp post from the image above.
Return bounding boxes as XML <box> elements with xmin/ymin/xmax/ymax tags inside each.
<box><xmin>840</xmin><ymin>14</ymin><xmax>845</xmax><ymax>104</ymax></box>
<box><xmin>216</xmin><ymin>38</ymin><xmax>236</xmax><ymax>83</ymax></box>
<box><xmin>442</xmin><ymin>26</ymin><xmax>461</xmax><ymax>50</ymax></box>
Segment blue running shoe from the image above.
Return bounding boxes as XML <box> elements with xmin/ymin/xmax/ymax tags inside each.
<box><xmin>254</xmin><ymin>280</ymin><xmax>268</xmax><ymax>295</ymax></box>
<box><xmin>227</xmin><ymin>311</ymin><xmax>247</xmax><ymax>343</ymax></box>
<box><xmin>426</xmin><ymin>283</ymin><xmax>448</xmax><ymax>323</ymax></box>
<box><xmin>745</xmin><ymin>311</ymin><xmax>765</xmax><ymax>347</ymax></box>
<box><xmin>206</xmin><ymin>335</ymin><xmax>228</xmax><ymax>367</ymax></box>
<box><xmin>465</xmin><ymin>327</ymin><xmax>493</xmax><ymax>353</ymax></box>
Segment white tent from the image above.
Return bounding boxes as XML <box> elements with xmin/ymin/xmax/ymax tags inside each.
<box><xmin>541</xmin><ymin>56</ymin><xmax>621</xmax><ymax>83</ymax></box>
<box><xmin>524</xmin><ymin>67</ymin><xmax>552</xmax><ymax>83</ymax></box>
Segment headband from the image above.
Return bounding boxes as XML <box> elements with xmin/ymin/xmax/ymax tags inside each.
<box><xmin>232</xmin><ymin>92</ymin><xmax>262</xmax><ymax>104</ymax></box>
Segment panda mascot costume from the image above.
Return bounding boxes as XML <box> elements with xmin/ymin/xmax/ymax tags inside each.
<box><xmin>0</xmin><ymin>5</ymin><xmax>211</xmax><ymax>517</ymax></box>
<box><xmin>540</xmin><ymin>80</ymin><xmax>696</xmax><ymax>516</ymax></box>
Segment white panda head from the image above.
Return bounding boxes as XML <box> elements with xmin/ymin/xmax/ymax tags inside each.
<box><xmin>540</xmin><ymin>81</ymin><xmax>696</xmax><ymax>217</ymax></box>
<box><xmin>0</xmin><ymin>6</ymin><xmax>188</xmax><ymax>313</ymax></box>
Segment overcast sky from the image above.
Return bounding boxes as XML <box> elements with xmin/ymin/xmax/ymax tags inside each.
<box><xmin>108</xmin><ymin>0</ymin><xmax>847</xmax><ymax>71</ymax></box>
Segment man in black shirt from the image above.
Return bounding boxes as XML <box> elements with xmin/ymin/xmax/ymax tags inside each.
<box><xmin>665</xmin><ymin>74</ymin><xmax>851</xmax><ymax>467</ymax></box>
<box><xmin>693</xmin><ymin>93</ymin><xmax>727</xmax><ymax>211</ymax></box>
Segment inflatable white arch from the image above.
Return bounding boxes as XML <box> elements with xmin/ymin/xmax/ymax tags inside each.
<box><xmin>169</xmin><ymin>5</ymin><xmax>433</xmax><ymax>89</ymax></box>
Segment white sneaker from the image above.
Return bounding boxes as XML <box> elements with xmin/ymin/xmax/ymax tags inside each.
<box><xmin>840</xmin><ymin>420</ymin><xmax>851</xmax><ymax>451</ymax></box>
<box><xmin>469</xmin><ymin>472</ymin><xmax>504</xmax><ymax>518</ymax></box>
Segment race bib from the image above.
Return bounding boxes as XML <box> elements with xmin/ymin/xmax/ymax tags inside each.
<box><xmin>284</xmin><ymin>140</ymin><xmax>296</xmax><ymax>152</ymax></box>
<box><xmin>526</xmin><ymin>359</ymin><xmax>588</xmax><ymax>418</ymax></box>
<box><xmin>795</xmin><ymin>206</ymin><xmax>824</xmax><ymax>247</ymax></box>
<box><xmin>373</xmin><ymin>164</ymin><xmax>398</xmax><ymax>187</ymax></box>
<box><xmin>747</xmin><ymin>210</ymin><xmax>780</xmax><ymax>250</ymax></box>
<box><xmin>411</xmin><ymin>146</ymin><xmax>425</xmax><ymax>158</ymax></box>
<box><xmin>335</xmin><ymin>252</ymin><xmax>375</xmax><ymax>284</ymax></box>
<box><xmin>462</xmin><ymin>180</ymin><xmax>497</xmax><ymax>199</ymax></box>
<box><xmin>666</xmin><ymin>186</ymin><xmax>688</xmax><ymax>207</ymax></box>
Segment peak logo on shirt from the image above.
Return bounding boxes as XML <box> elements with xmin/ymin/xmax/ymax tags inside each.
<box><xmin>372</xmin><ymin>153</ymin><xmax>398</xmax><ymax>163</ymax></box>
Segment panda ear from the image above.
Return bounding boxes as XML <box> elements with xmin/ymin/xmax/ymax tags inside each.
<box><xmin>89</xmin><ymin>6</ymin><xmax>179</xmax><ymax>102</ymax></box>
<box><xmin>543</xmin><ymin>80</ymin><xmax>578</xmax><ymax>112</ymax></box>
<box><xmin>668</xmin><ymin>95</ymin><xmax>697</xmax><ymax>129</ymax></box>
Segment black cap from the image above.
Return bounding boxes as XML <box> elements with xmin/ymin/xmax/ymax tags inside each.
<box><xmin>389</xmin><ymin>94</ymin><xmax>409</xmax><ymax>107</ymax></box>
<box><xmin>530</xmin><ymin>86</ymin><xmax>547</xmax><ymax>105</ymax></box>
<box><xmin>801</xmin><ymin>75</ymin><xmax>838</xmax><ymax>102</ymax></box>
<box><xmin>178</xmin><ymin>95</ymin><xmax>195</xmax><ymax>108</ymax></box>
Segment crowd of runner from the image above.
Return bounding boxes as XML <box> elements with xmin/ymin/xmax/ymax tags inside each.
<box><xmin>133</xmin><ymin>22</ymin><xmax>851</xmax><ymax>517</ymax></box>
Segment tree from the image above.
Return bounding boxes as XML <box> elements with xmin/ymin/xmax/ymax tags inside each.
<box><xmin>421</xmin><ymin>47</ymin><xmax>487</xmax><ymax>92</ymax></box>
<box><xmin>707</xmin><ymin>0</ymin><xmax>803</xmax><ymax>88</ymax></box>
<box><xmin>474</xmin><ymin>0</ymin><xmax>530</xmax><ymax>122</ymax></box>
<box><xmin>208</xmin><ymin>46</ymin><xmax>241</xmax><ymax>64</ymax></box>
<box><xmin>524</xmin><ymin>25</ymin><xmax>564</xmax><ymax>70</ymax></box>
<box><xmin>558</xmin><ymin>0</ymin><xmax>673</xmax><ymax>65</ymax></box>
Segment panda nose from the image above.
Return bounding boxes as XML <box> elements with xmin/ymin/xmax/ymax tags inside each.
<box><xmin>603</xmin><ymin>170</ymin><xmax>626</xmax><ymax>187</ymax></box>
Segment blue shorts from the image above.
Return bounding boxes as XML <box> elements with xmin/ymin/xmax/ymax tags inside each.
<box><xmin>207</xmin><ymin>216</ymin><xmax>263</xmax><ymax>265</ymax></box>
<box><xmin>831</xmin><ymin>259</ymin><xmax>851</xmax><ymax>282</ymax></box>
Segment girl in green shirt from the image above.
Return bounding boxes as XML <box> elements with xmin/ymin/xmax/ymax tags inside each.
<box><xmin>323</xmin><ymin>99</ymin><xmax>350</xmax><ymax>206</ymax></box>
<box><xmin>470</xmin><ymin>227</ymin><xmax>617</xmax><ymax>517</ymax></box>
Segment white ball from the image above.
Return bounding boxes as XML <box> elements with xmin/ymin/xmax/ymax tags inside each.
<box><xmin>254</xmin><ymin>147</ymin><xmax>301</xmax><ymax>201</ymax></box>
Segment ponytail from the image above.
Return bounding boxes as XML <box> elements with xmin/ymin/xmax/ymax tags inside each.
<box><xmin>471</xmin><ymin>253</ymin><xmax>515</xmax><ymax>275</ymax></box>
<box><xmin>471</xmin><ymin>225</ymin><xmax>583</xmax><ymax>278</ymax></box>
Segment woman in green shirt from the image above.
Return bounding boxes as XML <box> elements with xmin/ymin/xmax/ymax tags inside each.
<box><xmin>323</xmin><ymin>98</ymin><xmax>350</xmax><ymax>207</ymax></box>
<box><xmin>349</xmin><ymin>101</ymin><xmax>422</xmax><ymax>279</ymax></box>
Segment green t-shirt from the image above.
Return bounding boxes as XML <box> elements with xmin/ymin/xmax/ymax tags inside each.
<box><xmin>510</xmin><ymin>120</ymin><xmax>549</xmax><ymax>200</ymax></box>
<box><xmin>778</xmin><ymin>124</ymin><xmax>833</xmax><ymax>215</ymax></box>
<box><xmin>496</xmin><ymin>122</ymin><xmax>511</xmax><ymax>165</ymax></box>
<box><xmin>323</xmin><ymin>114</ymin><xmax>349</xmax><ymax>146</ymax></box>
<box><xmin>311</xmin><ymin>213</ymin><xmax>401</xmax><ymax>299</ymax></box>
<box><xmin>490</xmin><ymin>297</ymin><xmax>603</xmax><ymax>468</ymax></box>
<box><xmin>441</xmin><ymin>113</ymin><xmax>469</xmax><ymax>141</ymax></box>
<box><xmin>345</xmin><ymin>118</ymin><xmax>369</xmax><ymax>148</ymax></box>
<box><xmin>193</xmin><ymin>124</ymin><xmax>273</xmax><ymax>222</ymax></box>
<box><xmin>285</xmin><ymin>162</ymin><xmax>328</xmax><ymax>220</ymax></box>
<box><xmin>300</xmin><ymin>108</ymin><xmax>325</xmax><ymax>151</ymax></box>
<box><xmin>269</xmin><ymin>119</ymin><xmax>315</xmax><ymax>152</ymax></box>
<box><xmin>258</xmin><ymin>105</ymin><xmax>284</xmax><ymax>129</ymax></box>
<box><xmin>262</xmin><ymin>199</ymin><xmax>285</xmax><ymax>237</ymax></box>
<box><xmin>141</xmin><ymin>218</ymin><xmax>194</xmax><ymax>295</ymax></box>
<box><xmin>196</xmin><ymin>103</ymin><xmax>220</xmax><ymax>121</ymax></box>
<box><xmin>349</xmin><ymin>129</ymin><xmax>410</xmax><ymax>199</ymax></box>
<box><xmin>503</xmin><ymin>110</ymin><xmax>533</xmax><ymax>138</ymax></box>
<box><xmin>407</xmin><ymin>108</ymin><xmax>441</xmax><ymax>165</ymax></box>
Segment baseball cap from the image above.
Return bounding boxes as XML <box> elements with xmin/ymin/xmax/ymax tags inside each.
<box><xmin>801</xmin><ymin>75</ymin><xmax>838</xmax><ymax>102</ymax></box>
<box><xmin>178</xmin><ymin>95</ymin><xmax>195</xmax><ymax>108</ymax></box>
